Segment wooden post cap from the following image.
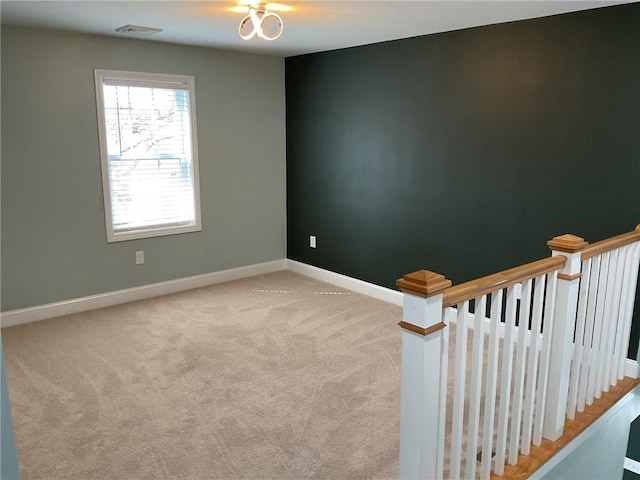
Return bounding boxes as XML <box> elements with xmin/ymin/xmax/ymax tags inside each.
<box><xmin>547</xmin><ymin>234</ymin><xmax>588</xmax><ymax>253</ymax></box>
<box><xmin>396</xmin><ymin>270</ymin><xmax>451</xmax><ymax>298</ymax></box>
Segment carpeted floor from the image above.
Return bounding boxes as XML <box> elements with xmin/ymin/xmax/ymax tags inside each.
<box><xmin>2</xmin><ymin>271</ymin><xmax>403</xmax><ymax>480</ymax></box>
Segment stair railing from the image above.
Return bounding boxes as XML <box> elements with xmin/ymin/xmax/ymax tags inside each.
<box><xmin>396</xmin><ymin>226</ymin><xmax>640</xmax><ymax>479</ymax></box>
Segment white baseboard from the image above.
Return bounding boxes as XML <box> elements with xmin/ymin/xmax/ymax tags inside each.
<box><xmin>1</xmin><ymin>259</ymin><xmax>287</xmax><ymax>328</ymax></box>
<box><xmin>286</xmin><ymin>260</ymin><xmax>403</xmax><ymax>306</ymax></box>
<box><xmin>626</xmin><ymin>358</ymin><xmax>639</xmax><ymax>379</ymax></box>
<box><xmin>3</xmin><ymin>260</ymin><xmax>637</xmax><ymax>381</ymax></box>
<box><xmin>624</xmin><ymin>457</ymin><xmax>640</xmax><ymax>476</ymax></box>
<box><xmin>0</xmin><ymin>260</ymin><xmax>401</xmax><ymax>328</ymax></box>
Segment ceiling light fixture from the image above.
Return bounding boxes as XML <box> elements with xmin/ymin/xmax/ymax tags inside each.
<box><xmin>238</xmin><ymin>3</ymin><xmax>283</xmax><ymax>41</ymax></box>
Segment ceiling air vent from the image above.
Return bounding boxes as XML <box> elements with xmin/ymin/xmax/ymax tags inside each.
<box><xmin>114</xmin><ymin>24</ymin><xmax>163</xmax><ymax>36</ymax></box>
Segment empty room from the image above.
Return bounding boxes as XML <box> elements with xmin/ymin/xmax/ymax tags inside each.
<box><xmin>1</xmin><ymin>1</ymin><xmax>639</xmax><ymax>479</ymax></box>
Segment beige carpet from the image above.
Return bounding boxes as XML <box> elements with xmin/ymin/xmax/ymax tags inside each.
<box><xmin>2</xmin><ymin>271</ymin><xmax>403</xmax><ymax>480</ymax></box>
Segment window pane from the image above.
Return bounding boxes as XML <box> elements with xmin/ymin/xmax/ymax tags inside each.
<box><xmin>103</xmin><ymin>86</ymin><xmax>192</xmax><ymax>159</ymax></box>
<box><xmin>109</xmin><ymin>158</ymin><xmax>195</xmax><ymax>232</ymax></box>
<box><xmin>96</xmin><ymin>70</ymin><xmax>200</xmax><ymax>241</ymax></box>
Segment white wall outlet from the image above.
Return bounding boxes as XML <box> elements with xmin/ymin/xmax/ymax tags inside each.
<box><xmin>310</xmin><ymin>236</ymin><xmax>316</xmax><ymax>248</ymax></box>
<box><xmin>135</xmin><ymin>251</ymin><xmax>144</xmax><ymax>265</ymax></box>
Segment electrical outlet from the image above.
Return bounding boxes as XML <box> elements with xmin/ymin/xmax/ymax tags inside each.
<box><xmin>310</xmin><ymin>236</ymin><xmax>316</xmax><ymax>248</ymax></box>
<box><xmin>136</xmin><ymin>251</ymin><xmax>144</xmax><ymax>265</ymax></box>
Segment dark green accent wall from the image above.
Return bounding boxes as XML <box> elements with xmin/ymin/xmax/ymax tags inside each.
<box><xmin>286</xmin><ymin>4</ymin><xmax>640</xmax><ymax>353</ymax></box>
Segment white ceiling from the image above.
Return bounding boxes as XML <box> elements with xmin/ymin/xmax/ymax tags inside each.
<box><xmin>0</xmin><ymin>1</ymin><xmax>632</xmax><ymax>57</ymax></box>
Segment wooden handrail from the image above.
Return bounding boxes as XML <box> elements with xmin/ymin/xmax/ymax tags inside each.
<box><xmin>442</xmin><ymin>256</ymin><xmax>566</xmax><ymax>308</ymax></box>
<box><xmin>581</xmin><ymin>225</ymin><xmax>640</xmax><ymax>260</ymax></box>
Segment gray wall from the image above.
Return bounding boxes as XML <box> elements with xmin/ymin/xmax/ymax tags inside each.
<box><xmin>1</xmin><ymin>26</ymin><xmax>286</xmax><ymax>311</ymax></box>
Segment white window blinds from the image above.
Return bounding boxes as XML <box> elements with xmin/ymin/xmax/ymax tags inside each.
<box><xmin>95</xmin><ymin>70</ymin><xmax>201</xmax><ymax>242</ymax></box>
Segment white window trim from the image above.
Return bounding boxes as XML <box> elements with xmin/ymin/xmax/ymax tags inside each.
<box><xmin>94</xmin><ymin>69</ymin><xmax>202</xmax><ymax>243</ymax></box>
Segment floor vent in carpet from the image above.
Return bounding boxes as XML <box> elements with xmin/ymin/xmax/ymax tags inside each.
<box><xmin>314</xmin><ymin>291</ymin><xmax>352</xmax><ymax>296</ymax></box>
<box><xmin>251</xmin><ymin>289</ymin><xmax>291</xmax><ymax>294</ymax></box>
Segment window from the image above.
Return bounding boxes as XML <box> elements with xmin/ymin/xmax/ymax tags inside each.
<box><xmin>94</xmin><ymin>69</ymin><xmax>201</xmax><ymax>242</ymax></box>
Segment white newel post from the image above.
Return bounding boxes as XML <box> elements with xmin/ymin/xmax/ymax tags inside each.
<box><xmin>544</xmin><ymin>234</ymin><xmax>588</xmax><ymax>441</ymax></box>
<box><xmin>396</xmin><ymin>270</ymin><xmax>451</xmax><ymax>480</ymax></box>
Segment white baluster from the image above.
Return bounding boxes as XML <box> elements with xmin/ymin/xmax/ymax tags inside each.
<box><xmin>535</xmin><ymin>271</ymin><xmax>558</xmax><ymax>444</ymax></box>
<box><xmin>522</xmin><ymin>274</ymin><xmax>546</xmax><ymax>454</ymax></box>
<box><xmin>567</xmin><ymin>258</ymin><xmax>592</xmax><ymax>419</ymax></box>
<box><xmin>450</xmin><ymin>300</ymin><xmax>469</xmax><ymax>480</ymax></box>
<box><xmin>494</xmin><ymin>284</ymin><xmax>518</xmax><ymax>474</ymax></box>
<box><xmin>591</xmin><ymin>252</ymin><xmax>611</xmax><ymax>400</ymax></box>
<box><xmin>618</xmin><ymin>241</ymin><xmax>640</xmax><ymax>379</ymax></box>
<box><xmin>465</xmin><ymin>294</ymin><xmax>486</xmax><ymax>480</ymax></box>
<box><xmin>609</xmin><ymin>247</ymin><xmax>628</xmax><ymax>386</ymax></box>
<box><xmin>481</xmin><ymin>290</ymin><xmax>503</xmax><ymax>479</ymax></box>
<box><xmin>509</xmin><ymin>278</ymin><xmax>532</xmax><ymax>465</ymax></box>
<box><xmin>601</xmin><ymin>248</ymin><xmax>621</xmax><ymax>392</ymax></box>
<box><xmin>582</xmin><ymin>254</ymin><xmax>602</xmax><ymax>407</ymax></box>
